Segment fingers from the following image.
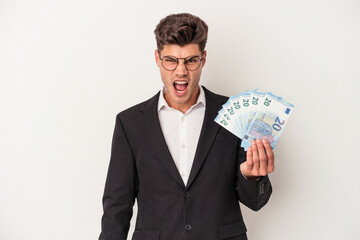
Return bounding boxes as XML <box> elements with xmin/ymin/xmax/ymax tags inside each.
<box><xmin>241</xmin><ymin>146</ymin><xmax>253</xmax><ymax>176</ymax></box>
<box><xmin>241</xmin><ymin>139</ymin><xmax>275</xmax><ymax>179</ymax></box>
<box><xmin>256</xmin><ymin>139</ymin><xmax>268</xmax><ymax>176</ymax></box>
<box><xmin>251</xmin><ymin>140</ymin><xmax>260</xmax><ymax>176</ymax></box>
<box><xmin>246</xmin><ymin>146</ymin><xmax>253</xmax><ymax>169</ymax></box>
<box><xmin>262</xmin><ymin>138</ymin><xmax>275</xmax><ymax>173</ymax></box>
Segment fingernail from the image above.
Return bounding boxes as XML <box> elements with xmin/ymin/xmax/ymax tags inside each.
<box><xmin>256</xmin><ymin>139</ymin><xmax>261</xmax><ymax>143</ymax></box>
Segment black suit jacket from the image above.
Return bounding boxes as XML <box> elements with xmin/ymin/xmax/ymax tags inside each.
<box><xmin>99</xmin><ymin>86</ymin><xmax>272</xmax><ymax>240</ymax></box>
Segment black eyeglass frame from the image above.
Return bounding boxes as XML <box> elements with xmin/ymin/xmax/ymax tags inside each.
<box><xmin>157</xmin><ymin>50</ymin><xmax>205</xmax><ymax>71</ymax></box>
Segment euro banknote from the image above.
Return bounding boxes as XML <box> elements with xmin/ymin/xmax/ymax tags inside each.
<box><xmin>214</xmin><ymin>90</ymin><xmax>294</xmax><ymax>150</ymax></box>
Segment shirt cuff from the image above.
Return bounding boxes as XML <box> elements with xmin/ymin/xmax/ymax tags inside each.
<box><xmin>240</xmin><ymin>170</ymin><xmax>260</xmax><ymax>181</ymax></box>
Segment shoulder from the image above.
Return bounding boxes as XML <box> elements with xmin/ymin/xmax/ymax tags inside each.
<box><xmin>201</xmin><ymin>85</ymin><xmax>229</xmax><ymax>104</ymax></box>
<box><xmin>116</xmin><ymin>91</ymin><xmax>160</xmax><ymax>122</ymax></box>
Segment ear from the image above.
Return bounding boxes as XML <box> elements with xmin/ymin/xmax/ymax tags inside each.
<box><xmin>155</xmin><ymin>49</ymin><xmax>160</xmax><ymax>67</ymax></box>
<box><xmin>201</xmin><ymin>50</ymin><xmax>207</xmax><ymax>67</ymax></box>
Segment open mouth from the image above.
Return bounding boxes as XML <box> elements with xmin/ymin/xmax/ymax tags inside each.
<box><xmin>173</xmin><ymin>80</ymin><xmax>188</xmax><ymax>94</ymax></box>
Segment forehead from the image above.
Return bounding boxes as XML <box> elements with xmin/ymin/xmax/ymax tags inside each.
<box><xmin>160</xmin><ymin>44</ymin><xmax>201</xmax><ymax>57</ymax></box>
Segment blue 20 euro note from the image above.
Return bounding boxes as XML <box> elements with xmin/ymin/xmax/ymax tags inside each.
<box><xmin>214</xmin><ymin>90</ymin><xmax>294</xmax><ymax>151</ymax></box>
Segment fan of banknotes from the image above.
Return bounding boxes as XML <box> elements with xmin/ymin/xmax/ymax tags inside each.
<box><xmin>214</xmin><ymin>89</ymin><xmax>294</xmax><ymax>151</ymax></box>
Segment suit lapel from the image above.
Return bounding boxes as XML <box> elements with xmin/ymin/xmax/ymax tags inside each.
<box><xmin>185</xmin><ymin>86</ymin><xmax>227</xmax><ymax>189</ymax></box>
<box><xmin>139</xmin><ymin>92</ymin><xmax>186</xmax><ymax>188</ymax></box>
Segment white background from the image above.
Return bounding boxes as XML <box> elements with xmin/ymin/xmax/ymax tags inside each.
<box><xmin>1</xmin><ymin>0</ymin><xmax>359</xmax><ymax>239</ymax></box>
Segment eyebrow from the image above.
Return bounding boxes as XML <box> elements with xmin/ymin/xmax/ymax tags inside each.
<box><xmin>164</xmin><ymin>54</ymin><xmax>200</xmax><ymax>59</ymax></box>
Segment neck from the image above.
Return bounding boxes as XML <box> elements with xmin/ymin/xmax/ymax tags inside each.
<box><xmin>165</xmin><ymin>86</ymin><xmax>200</xmax><ymax>114</ymax></box>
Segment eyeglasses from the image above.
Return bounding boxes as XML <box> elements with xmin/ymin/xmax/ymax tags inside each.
<box><xmin>158</xmin><ymin>50</ymin><xmax>204</xmax><ymax>71</ymax></box>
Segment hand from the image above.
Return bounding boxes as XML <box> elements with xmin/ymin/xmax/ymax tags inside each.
<box><xmin>240</xmin><ymin>138</ymin><xmax>275</xmax><ymax>180</ymax></box>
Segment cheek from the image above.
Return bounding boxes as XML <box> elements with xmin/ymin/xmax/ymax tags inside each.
<box><xmin>160</xmin><ymin>71</ymin><xmax>173</xmax><ymax>86</ymax></box>
<box><xmin>190</xmin><ymin>72</ymin><xmax>201</xmax><ymax>83</ymax></box>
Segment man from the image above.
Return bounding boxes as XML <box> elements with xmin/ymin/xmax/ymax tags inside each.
<box><xmin>99</xmin><ymin>13</ymin><xmax>274</xmax><ymax>240</ymax></box>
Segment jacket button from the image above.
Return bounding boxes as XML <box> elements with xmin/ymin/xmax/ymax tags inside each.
<box><xmin>185</xmin><ymin>224</ymin><xmax>192</xmax><ymax>231</ymax></box>
<box><xmin>184</xmin><ymin>192</ymin><xmax>190</xmax><ymax>198</ymax></box>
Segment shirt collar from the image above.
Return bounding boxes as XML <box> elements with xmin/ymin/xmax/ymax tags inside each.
<box><xmin>158</xmin><ymin>85</ymin><xmax>206</xmax><ymax>112</ymax></box>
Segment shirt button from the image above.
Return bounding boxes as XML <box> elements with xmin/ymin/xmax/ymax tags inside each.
<box><xmin>181</xmin><ymin>144</ymin><xmax>186</xmax><ymax>148</ymax></box>
<box><xmin>185</xmin><ymin>224</ymin><xmax>192</xmax><ymax>231</ymax></box>
<box><xmin>184</xmin><ymin>192</ymin><xmax>190</xmax><ymax>198</ymax></box>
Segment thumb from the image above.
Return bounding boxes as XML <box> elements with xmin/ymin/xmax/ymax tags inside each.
<box><xmin>240</xmin><ymin>146</ymin><xmax>253</xmax><ymax>174</ymax></box>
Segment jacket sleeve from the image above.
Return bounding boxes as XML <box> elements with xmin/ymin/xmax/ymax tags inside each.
<box><xmin>235</xmin><ymin>142</ymin><xmax>272</xmax><ymax>211</ymax></box>
<box><xmin>99</xmin><ymin>114</ymin><xmax>138</xmax><ymax>240</ymax></box>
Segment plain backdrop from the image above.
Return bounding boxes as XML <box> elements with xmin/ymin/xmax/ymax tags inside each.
<box><xmin>1</xmin><ymin>0</ymin><xmax>359</xmax><ymax>239</ymax></box>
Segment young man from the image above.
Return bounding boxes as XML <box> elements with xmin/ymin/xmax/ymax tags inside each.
<box><xmin>99</xmin><ymin>13</ymin><xmax>274</xmax><ymax>240</ymax></box>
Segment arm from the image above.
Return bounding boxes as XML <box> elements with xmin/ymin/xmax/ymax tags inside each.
<box><xmin>236</xmin><ymin>139</ymin><xmax>273</xmax><ymax>211</ymax></box>
<box><xmin>99</xmin><ymin>114</ymin><xmax>138</xmax><ymax>240</ymax></box>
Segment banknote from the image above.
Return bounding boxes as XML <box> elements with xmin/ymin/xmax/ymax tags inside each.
<box><xmin>227</xmin><ymin>92</ymin><xmax>252</xmax><ymax>137</ymax></box>
<box><xmin>219</xmin><ymin>103</ymin><xmax>242</xmax><ymax>137</ymax></box>
<box><xmin>214</xmin><ymin>90</ymin><xmax>294</xmax><ymax>151</ymax></box>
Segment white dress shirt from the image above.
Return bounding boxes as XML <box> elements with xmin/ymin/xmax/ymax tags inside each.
<box><xmin>158</xmin><ymin>86</ymin><xmax>206</xmax><ymax>186</ymax></box>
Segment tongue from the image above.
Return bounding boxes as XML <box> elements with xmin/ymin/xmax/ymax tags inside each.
<box><xmin>174</xmin><ymin>83</ymin><xmax>187</xmax><ymax>91</ymax></box>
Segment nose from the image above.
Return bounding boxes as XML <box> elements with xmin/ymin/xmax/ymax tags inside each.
<box><xmin>174</xmin><ymin>59</ymin><xmax>188</xmax><ymax>76</ymax></box>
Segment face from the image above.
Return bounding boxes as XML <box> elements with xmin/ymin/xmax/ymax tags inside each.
<box><xmin>155</xmin><ymin>44</ymin><xmax>207</xmax><ymax>113</ymax></box>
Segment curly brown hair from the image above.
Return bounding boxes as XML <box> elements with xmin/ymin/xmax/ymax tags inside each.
<box><xmin>154</xmin><ymin>13</ymin><xmax>208</xmax><ymax>52</ymax></box>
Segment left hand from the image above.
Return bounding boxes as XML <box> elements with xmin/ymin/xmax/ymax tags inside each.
<box><xmin>240</xmin><ymin>138</ymin><xmax>275</xmax><ymax>180</ymax></box>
